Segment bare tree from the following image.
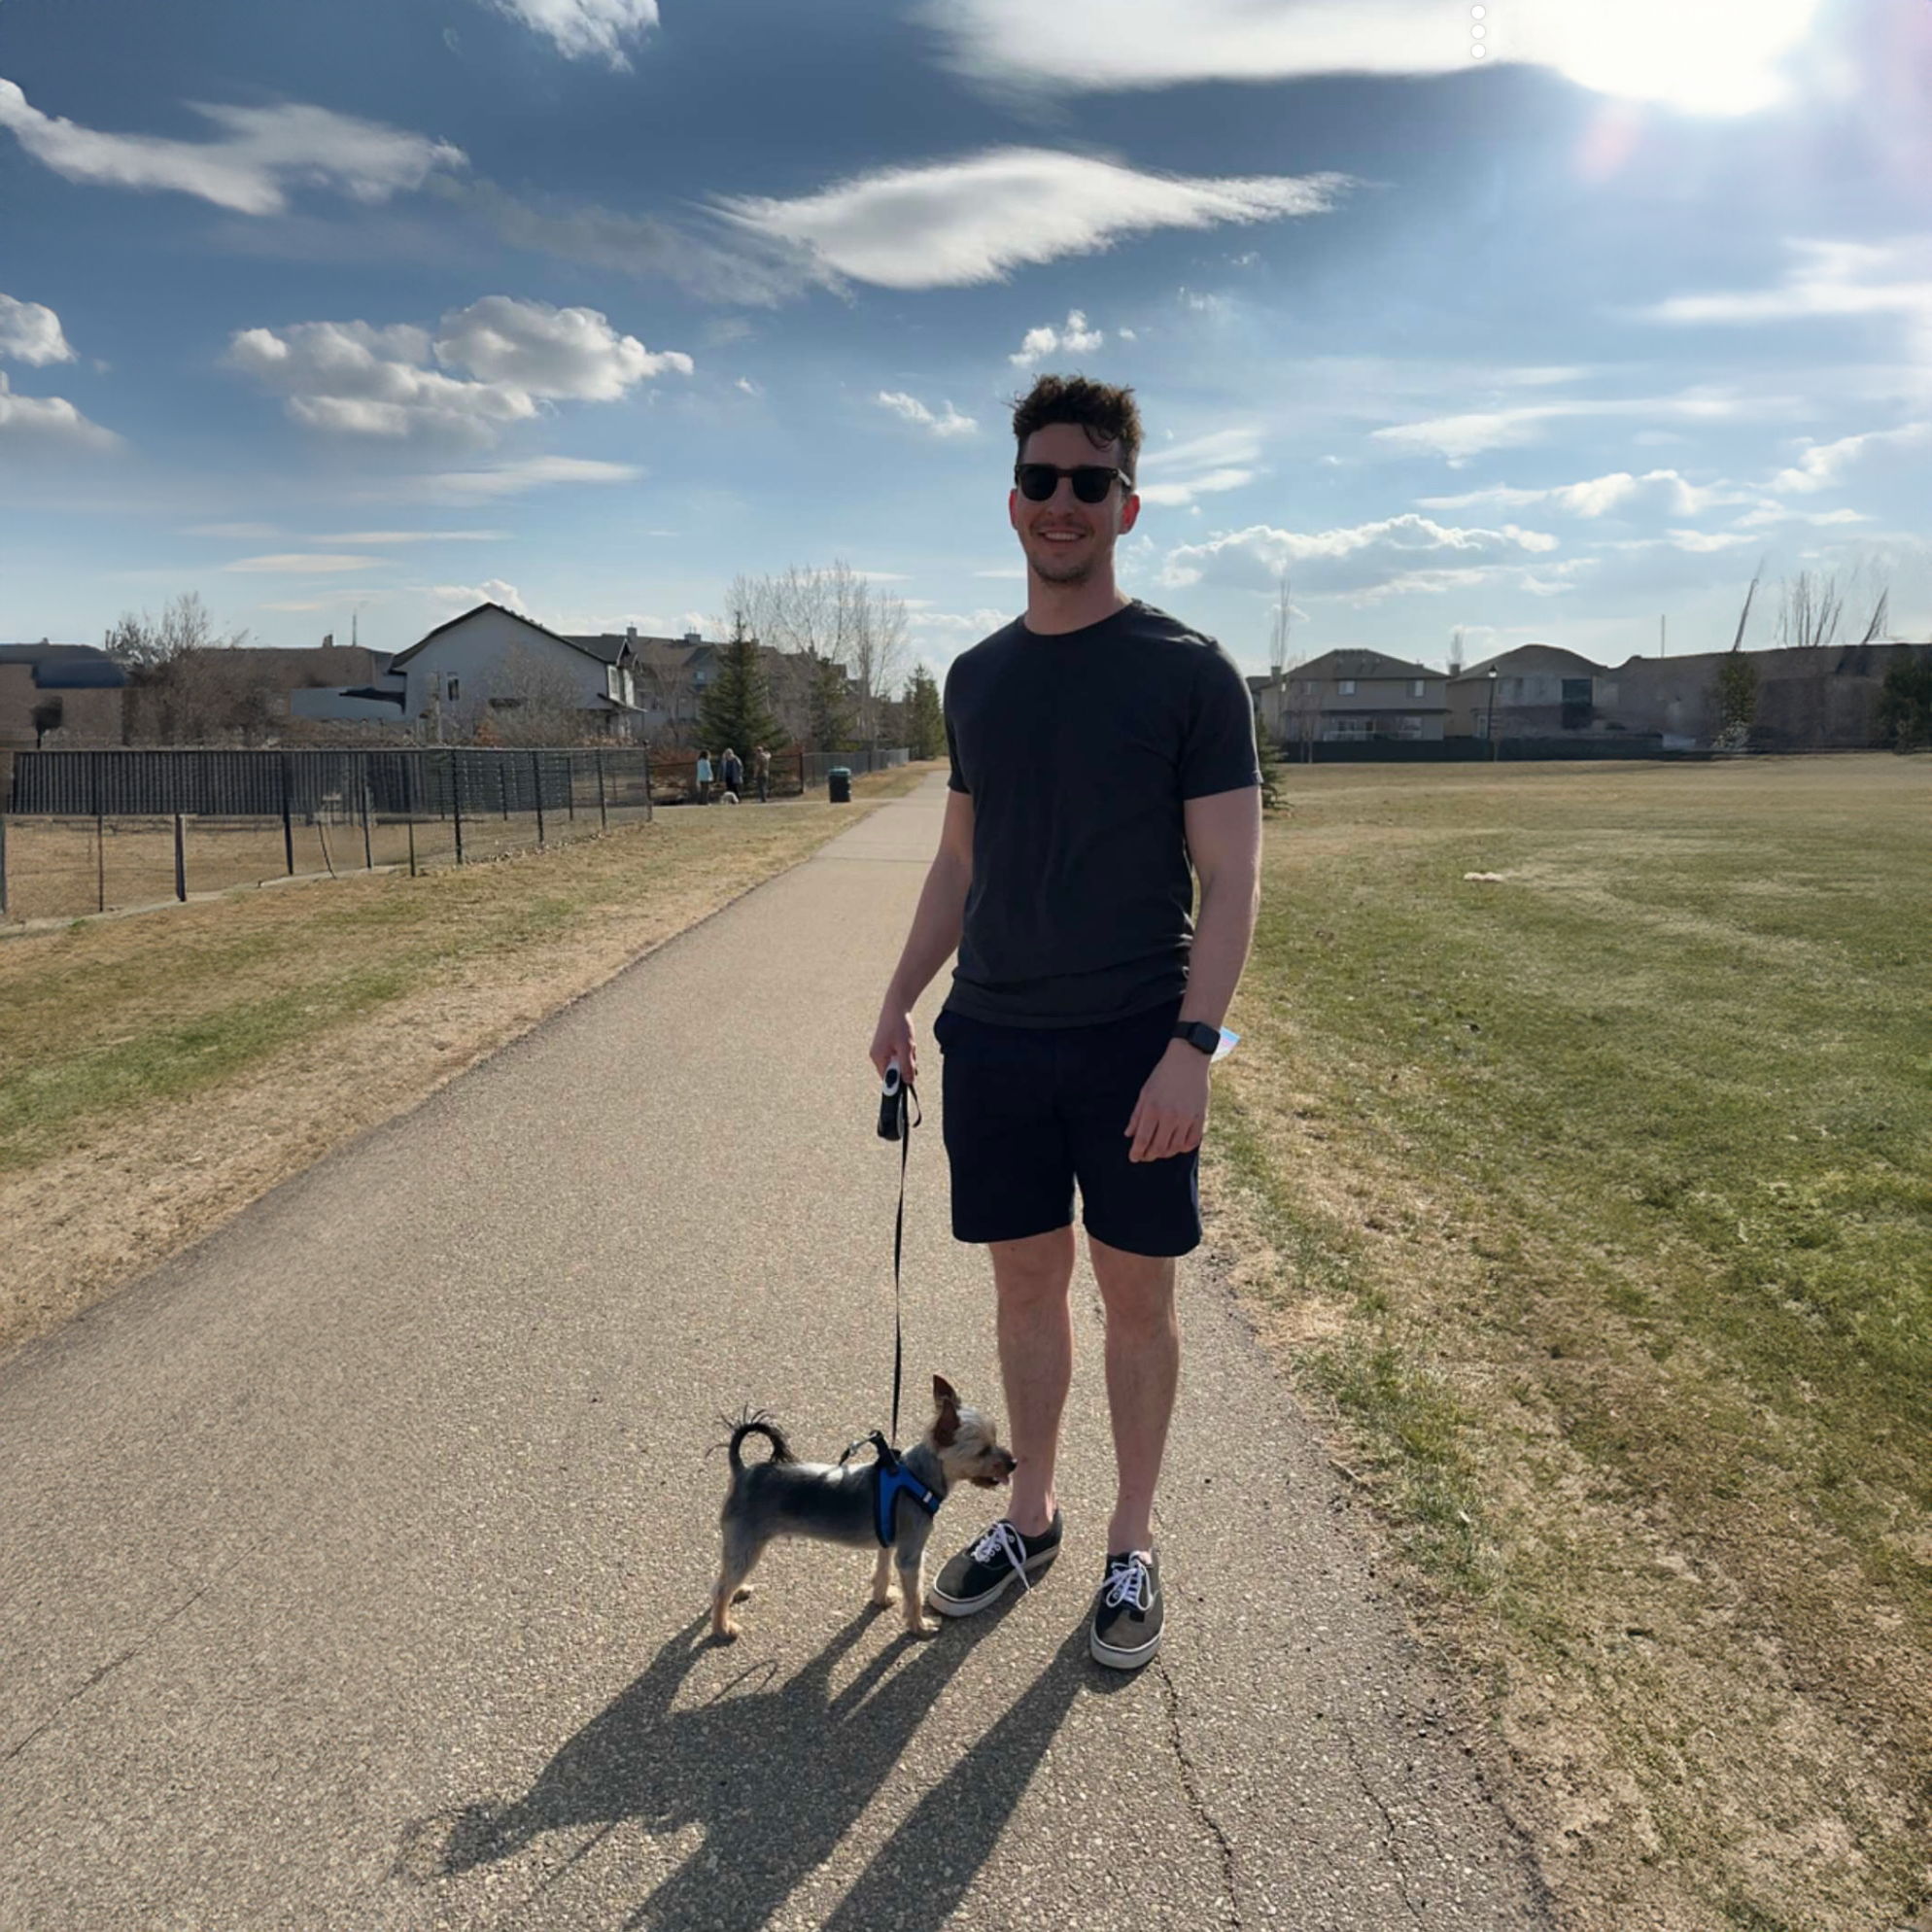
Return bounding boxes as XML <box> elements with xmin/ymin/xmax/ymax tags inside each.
<box><xmin>1777</xmin><ymin>569</ymin><xmax>1847</xmax><ymax>652</ymax></box>
<box><xmin>716</xmin><ymin>560</ymin><xmax>909</xmax><ymax>745</ymax></box>
<box><xmin>488</xmin><ymin>640</ymin><xmax>591</xmax><ymax>745</ymax></box>
<box><xmin>106</xmin><ymin>592</ymin><xmax>259</xmax><ymax>742</ymax></box>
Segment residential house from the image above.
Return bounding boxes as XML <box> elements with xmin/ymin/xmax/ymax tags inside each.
<box><xmin>1277</xmin><ymin>649</ymin><xmax>1449</xmax><ymax>743</ymax></box>
<box><xmin>0</xmin><ymin>643</ymin><xmax>127</xmax><ymax>748</ymax></box>
<box><xmin>1445</xmin><ymin>643</ymin><xmax>1621</xmax><ymax>742</ymax></box>
<box><xmin>292</xmin><ymin>602</ymin><xmax>645</xmax><ymax>738</ymax></box>
<box><xmin>1607</xmin><ymin>639</ymin><xmax>1927</xmax><ymax>750</ymax></box>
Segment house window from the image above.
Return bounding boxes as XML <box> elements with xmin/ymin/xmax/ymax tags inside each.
<box><xmin>1338</xmin><ymin>678</ymin><xmax>1356</xmax><ymax>696</ymax></box>
<box><xmin>446</xmin><ymin>676</ymin><xmax>460</xmax><ymax>701</ymax></box>
<box><xmin>1410</xmin><ymin>679</ymin><xmax>1426</xmax><ymax>697</ymax></box>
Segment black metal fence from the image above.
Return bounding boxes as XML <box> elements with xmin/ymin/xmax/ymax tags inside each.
<box><xmin>1</xmin><ymin>746</ymin><xmax>652</xmax><ymax>923</ymax></box>
<box><xmin>1275</xmin><ymin>734</ymin><xmax>1711</xmax><ymax>764</ymax></box>
<box><xmin>801</xmin><ymin>746</ymin><xmax>912</xmax><ymax>785</ymax></box>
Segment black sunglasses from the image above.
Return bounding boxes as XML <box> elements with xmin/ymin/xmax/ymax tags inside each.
<box><xmin>1014</xmin><ymin>463</ymin><xmax>1132</xmax><ymax>504</ymax></box>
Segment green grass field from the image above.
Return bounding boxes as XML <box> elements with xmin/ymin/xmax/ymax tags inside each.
<box><xmin>1213</xmin><ymin>754</ymin><xmax>1931</xmax><ymax>1932</ymax></box>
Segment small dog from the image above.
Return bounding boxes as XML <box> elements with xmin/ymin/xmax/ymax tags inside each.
<box><xmin>712</xmin><ymin>1375</ymin><xmax>1016</xmax><ymax>1641</ymax></box>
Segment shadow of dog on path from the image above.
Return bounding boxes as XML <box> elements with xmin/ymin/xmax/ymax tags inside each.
<box><xmin>397</xmin><ymin>1596</ymin><xmax>1089</xmax><ymax>1931</ymax></box>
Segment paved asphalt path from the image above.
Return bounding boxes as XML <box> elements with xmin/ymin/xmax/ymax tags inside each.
<box><xmin>1</xmin><ymin>776</ymin><xmax>1551</xmax><ymax>1932</ymax></box>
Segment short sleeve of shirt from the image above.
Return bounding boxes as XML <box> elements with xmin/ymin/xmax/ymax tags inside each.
<box><xmin>944</xmin><ymin>665</ymin><xmax>969</xmax><ymax>793</ymax></box>
<box><xmin>1181</xmin><ymin>642</ymin><xmax>1263</xmax><ymax>799</ymax></box>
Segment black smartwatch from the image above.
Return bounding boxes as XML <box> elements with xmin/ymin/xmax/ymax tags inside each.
<box><xmin>1172</xmin><ymin>1020</ymin><xmax>1221</xmax><ymax>1056</ymax></box>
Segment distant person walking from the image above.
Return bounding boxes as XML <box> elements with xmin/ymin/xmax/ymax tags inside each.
<box><xmin>695</xmin><ymin>750</ymin><xmax>712</xmax><ymax>805</ymax></box>
<box><xmin>754</xmin><ymin>744</ymin><xmax>772</xmax><ymax>803</ymax></box>
<box><xmin>722</xmin><ymin>747</ymin><xmax>744</xmax><ymax>800</ymax></box>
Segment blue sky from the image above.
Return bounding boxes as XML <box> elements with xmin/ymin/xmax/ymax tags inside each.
<box><xmin>2</xmin><ymin>0</ymin><xmax>1926</xmax><ymax>675</ymax></box>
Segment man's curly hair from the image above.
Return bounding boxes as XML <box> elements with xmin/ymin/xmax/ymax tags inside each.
<box><xmin>1011</xmin><ymin>374</ymin><xmax>1142</xmax><ymax>487</ymax></box>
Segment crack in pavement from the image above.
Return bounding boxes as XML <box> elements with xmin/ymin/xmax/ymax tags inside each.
<box><xmin>1154</xmin><ymin>1653</ymin><xmax>1243</xmax><ymax>1929</ymax></box>
<box><xmin>0</xmin><ymin>1533</ymin><xmax>271</xmax><ymax>1773</ymax></box>
<box><xmin>1338</xmin><ymin>1714</ymin><xmax>1429</xmax><ymax>1927</ymax></box>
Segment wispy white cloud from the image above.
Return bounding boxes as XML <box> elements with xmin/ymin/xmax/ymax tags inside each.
<box><xmin>0</xmin><ymin>78</ymin><xmax>464</xmax><ymax>215</ymax></box>
<box><xmin>0</xmin><ymin>370</ymin><xmax>116</xmax><ymax>449</ymax></box>
<box><xmin>911</xmin><ymin>606</ymin><xmax>1011</xmax><ymax>635</ymax></box>
<box><xmin>1417</xmin><ymin>469</ymin><xmax>1743</xmax><ymax>518</ymax></box>
<box><xmin>227</xmin><ymin>296</ymin><xmax>688</xmax><ymax>443</ymax></box>
<box><xmin>422</xmin><ymin>455</ymin><xmax>643</xmax><ymax>498</ymax></box>
<box><xmin>1374</xmin><ymin>389</ymin><xmax>1767</xmax><ymax>459</ymax></box>
<box><xmin>924</xmin><ymin>0</ymin><xmax>1827</xmax><ymax>116</ymax></box>
<box><xmin>317</xmin><ymin>529</ymin><xmax>512</xmax><ymax>543</ymax></box>
<box><xmin>1730</xmin><ymin>500</ymin><xmax>1873</xmax><ymax>529</ymax></box>
<box><xmin>719</xmin><ymin>149</ymin><xmax>1349</xmax><ymax>290</ymax></box>
<box><xmin>1135</xmin><ymin>426</ymin><xmax>1262</xmax><ymax>506</ymax></box>
<box><xmin>481</xmin><ymin>0</ymin><xmax>658</xmax><ymax>68</ymax></box>
<box><xmin>0</xmin><ymin>293</ymin><xmax>76</xmax><ymax>365</ymax></box>
<box><xmin>1640</xmin><ymin>239</ymin><xmax>1932</xmax><ymax>364</ymax></box>
<box><xmin>223</xmin><ymin>553</ymin><xmax>382</xmax><ymax>573</ymax></box>
<box><xmin>1009</xmin><ymin>308</ymin><xmax>1105</xmax><ymax>366</ymax></box>
<box><xmin>876</xmin><ymin>391</ymin><xmax>978</xmax><ymax>438</ymax></box>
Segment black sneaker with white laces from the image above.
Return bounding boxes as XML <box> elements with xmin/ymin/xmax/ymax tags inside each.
<box><xmin>1090</xmin><ymin>1549</ymin><xmax>1163</xmax><ymax>1670</ymax></box>
<box><xmin>927</xmin><ymin>1511</ymin><xmax>1064</xmax><ymax>1617</ymax></box>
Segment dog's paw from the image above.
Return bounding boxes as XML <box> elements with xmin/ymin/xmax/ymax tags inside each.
<box><xmin>732</xmin><ymin>1585</ymin><xmax>755</xmax><ymax>1604</ymax></box>
<box><xmin>904</xmin><ymin>1613</ymin><xmax>939</xmax><ymax>1639</ymax></box>
<box><xmin>713</xmin><ymin>1621</ymin><xmax>741</xmax><ymax>1644</ymax></box>
<box><xmin>870</xmin><ymin>1587</ymin><xmax>901</xmax><ymax>1610</ymax></box>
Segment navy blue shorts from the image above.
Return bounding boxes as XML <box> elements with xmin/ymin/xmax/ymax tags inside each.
<box><xmin>932</xmin><ymin>998</ymin><xmax>1201</xmax><ymax>1259</ymax></box>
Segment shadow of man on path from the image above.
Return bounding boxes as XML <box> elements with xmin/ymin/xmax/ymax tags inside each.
<box><xmin>410</xmin><ymin>1591</ymin><xmax>1100</xmax><ymax>1932</ymax></box>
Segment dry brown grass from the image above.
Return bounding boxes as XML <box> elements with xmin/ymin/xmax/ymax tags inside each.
<box><xmin>0</xmin><ymin>764</ymin><xmax>932</xmax><ymax>1358</ymax></box>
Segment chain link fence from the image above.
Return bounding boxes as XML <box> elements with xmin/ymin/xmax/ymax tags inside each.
<box><xmin>1</xmin><ymin>746</ymin><xmax>651</xmax><ymax>925</ymax></box>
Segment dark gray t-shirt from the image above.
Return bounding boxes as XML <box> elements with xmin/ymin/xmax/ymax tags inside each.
<box><xmin>943</xmin><ymin>598</ymin><xmax>1260</xmax><ymax>1028</ymax></box>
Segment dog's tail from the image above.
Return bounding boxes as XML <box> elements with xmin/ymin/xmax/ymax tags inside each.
<box><xmin>724</xmin><ymin>1408</ymin><xmax>794</xmax><ymax>1474</ymax></box>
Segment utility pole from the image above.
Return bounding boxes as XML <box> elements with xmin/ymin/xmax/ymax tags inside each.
<box><xmin>1660</xmin><ymin>613</ymin><xmax>1667</xmax><ymax>658</ymax></box>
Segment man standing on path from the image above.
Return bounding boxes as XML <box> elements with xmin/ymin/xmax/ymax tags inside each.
<box><xmin>869</xmin><ymin>374</ymin><xmax>1262</xmax><ymax>1671</ymax></box>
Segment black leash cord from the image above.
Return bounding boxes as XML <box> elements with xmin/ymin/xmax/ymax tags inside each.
<box><xmin>880</xmin><ymin>1067</ymin><xmax>921</xmax><ymax>1447</ymax></box>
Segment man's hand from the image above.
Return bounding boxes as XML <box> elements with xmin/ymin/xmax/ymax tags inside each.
<box><xmin>870</xmin><ymin>1002</ymin><xmax>917</xmax><ymax>1084</ymax></box>
<box><xmin>1125</xmin><ymin>1041</ymin><xmax>1211</xmax><ymax>1162</ymax></box>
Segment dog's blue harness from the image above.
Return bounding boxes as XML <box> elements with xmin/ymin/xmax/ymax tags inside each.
<box><xmin>868</xmin><ymin>1433</ymin><xmax>940</xmax><ymax>1548</ymax></box>
<box><xmin>842</xmin><ymin>1428</ymin><xmax>940</xmax><ymax>1547</ymax></box>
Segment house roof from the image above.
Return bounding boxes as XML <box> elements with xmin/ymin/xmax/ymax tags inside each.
<box><xmin>0</xmin><ymin>642</ymin><xmax>128</xmax><ymax>689</ymax></box>
<box><xmin>387</xmin><ymin>602</ymin><xmax>609</xmax><ymax>670</ymax></box>
<box><xmin>1293</xmin><ymin>648</ymin><xmax>1441</xmax><ymax>682</ymax></box>
<box><xmin>1455</xmin><ymin>642</ymin><xmax>1607</xmax><ymax>680</ymax></box>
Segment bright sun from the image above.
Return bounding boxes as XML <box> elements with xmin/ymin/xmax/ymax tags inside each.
<box><xmin>1516</xmin><ymin>0</ymin><xmax>1827</xmax><ymax>115</ymax></box>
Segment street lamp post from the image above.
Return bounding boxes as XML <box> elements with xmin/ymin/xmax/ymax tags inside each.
<box><xmin>1486</xmin><ymin>667</ymin><xmax>1500</xmax><ymax>761</ymax></box>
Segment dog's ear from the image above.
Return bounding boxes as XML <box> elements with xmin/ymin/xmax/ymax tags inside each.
<box><xmin>932</xmin><ymin>1374</ymin><xmax>959</xmax><ymax>1446</ymax></box>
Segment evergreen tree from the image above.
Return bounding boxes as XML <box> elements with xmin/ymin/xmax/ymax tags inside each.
<box><xmin>808</xmin><ymin>651</ymin><xmax>856</xmax><ymax>751</ymax></box>
<box><xmin>1712</xmin><ymin>648</ymin><xmax>1759</xmax><ymax>751</ymax></box>
<box><xmin>1877</xmin><ymin>648</ymin><xmax>1932</xmax><ymax>751</ymax></box>
<box><xmin>1253</xmin><ymin>695</ymin><xmax>1284</xmax><ymax>812</ymax></box>
<box><xmin>699</xmin><ymin>615</ymin><xmax>785</xmax><ymax>757</ymax></box>
<box><xmin>905</xmin><ymin>664</ymin><xmax>946</xmax><ymax>761</ymax></box>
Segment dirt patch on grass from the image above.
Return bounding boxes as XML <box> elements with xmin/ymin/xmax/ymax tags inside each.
<box><xmin>0</xmin><ymin>768</ymin><xmax>932</xmax><ymax>1359</ymax></box>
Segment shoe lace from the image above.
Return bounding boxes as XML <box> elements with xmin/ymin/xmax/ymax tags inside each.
<box><xmin>1102</xmin><ymin>1555</ymin><xmax>1152</xmax><ymax>1613</ymax></box>
<box><xmin>972</xmin><ymin>1519</ymin><xmax>1034</xmax><ymax>1593</ymax></box>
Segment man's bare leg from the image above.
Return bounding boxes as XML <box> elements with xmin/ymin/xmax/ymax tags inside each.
<box><xmin>1087</xmin><ymin>1235</ymin><xmax>1180</xmax><ymax>1556</ymax></box>
<box><xmin>990</xmin><ymin>1226</ymin><xmax>1076</xmax><ymax>1537</ymax></box>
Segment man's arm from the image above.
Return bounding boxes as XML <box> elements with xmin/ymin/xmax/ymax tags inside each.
<box><xmin>869</xmin><ymin>786</ymin><xmax>975</xmax><ymax>1082</ymax></box>
<box><xmin>1124</xmin><ymin>784</ymin><xmax>1262</xmax><ymax>1162</ymax></box>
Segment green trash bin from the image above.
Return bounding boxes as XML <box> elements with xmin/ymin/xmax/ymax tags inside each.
<box><xmin>828</xmin><ymin>766</ymin><xmax>852</xmax><ymax>804</ymax></box>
